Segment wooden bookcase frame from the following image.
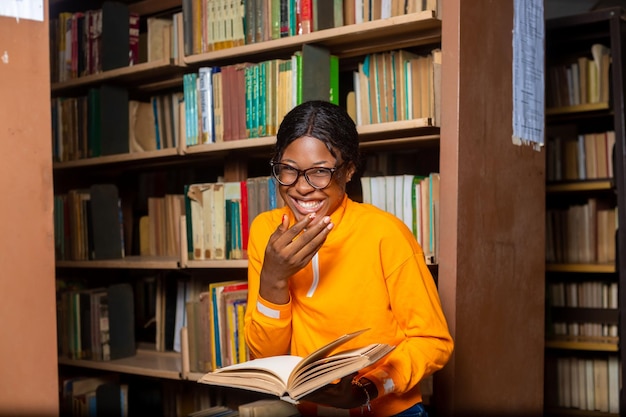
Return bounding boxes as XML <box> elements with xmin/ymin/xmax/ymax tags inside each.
<box><xmin>544</xmin><ymin>7</ymin><xmax>626</xmax><ymax>416</ymax></box>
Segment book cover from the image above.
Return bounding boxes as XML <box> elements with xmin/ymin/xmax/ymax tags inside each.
<box><xmin>209</xmin><ymin>280</ymin><xmax>247</xmax><ymax>369</ymax></box>
<box><xmin>89</xmin><ymin>184</ymin><xmax>124</xmax><ymax>260</ymax></box>
<box><xmin>99</xmin><ymin>84</ymin><xmax>129</xmax><ymax>155</ymax></box>
<box><xmin>107</xmin><ymin>283</ymin><xmax>136</xmax><ymax>359</ymax></box>
<box><xmin>198</xmin><ymin>329</ymin><xmax>394</xmax><ymax>402</ymax></box>
<box><xmin>301</xmin><ymin>44</ymin><xmax>331</xmax><ymax>103</ymax></box>
<box><xmin>128</xmin><ymin>100</ymin><xmax>157</xmax><ymax>152</ymax></box>
<box><xmin>101</xmin><ymin>1</ymin><xmax>130</xmax><ymax>71</ymax></box>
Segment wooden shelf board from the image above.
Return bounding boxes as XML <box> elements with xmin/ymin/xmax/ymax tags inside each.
<box><xmin>545</xmin><ymin>340</ymin><xmax>619</xmax><ymax>352</ymax></box>
<box><xmin>56</xmin><ymin>256</ymin><xmax>181</xmax><ymax>269</ymax></box>
<box><xmin>51</xmin><ymin>59</ymin><xmax>186</xmax><ymax>95</ymax></box>
<box><xmin>545</xmin><ymin>263</ymin><xmax>616</xmax><ymax>273</ymax></box>
<box><xmin>546</xmin><ymin>180</ymin><xmax>613</xmax><ymax>193</ymax></box>
<box><xmin>128</xmin><ymin>0</ymin><xmax>182</xmax><ymax>16</ymax></box>
<box><xmin>184</xmin><ymin>259</ymin><xmax>249</xmax><ymax>269</ymax></box>
<box><xmin>184</xmin><ymin>11</ymin><xmax>441</xmax><ymax>65</ymax></box>
<box><xmin>183</xmin><ymin>137</ymin><xmax>277</xmax><ymax>155</ymax></box>
<box><xmin>54</xmin><ymin>120</ymin><xmax>439</xmax><ymax>169</ymax></box>
<box><xmin>53</xmin><ymin>147</ymin><xmax>181</xmax><ymax>170</ymax></box>
<box><xmin>58</xmin><ymin>348</ymin><xmax>182</xmax><ymax>380</ymax></box>
<box><xmin>184</xmin><ymin>371</ymin><xmax>206</xmax><ymax>381</ymax></box>
<box><xmin>545</xmin><ymin>102</ymin><xmax>610</xmax><ymax>115</ymax></box>
<box><xmin>545</xmin><ymin>406</ymin><xmax>619</xmax><ymax>417</ymax></box>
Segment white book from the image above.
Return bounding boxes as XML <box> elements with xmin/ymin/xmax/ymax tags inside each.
<box><xmin>607</xmin><ymin>355</ymin><xmax>619</xmax><ymax>413</ymax></box>
<box><xmin>384</xmin><ymin>176</ymin><xmax>396</xmax><ymax>217</ymax></box>
<box><xmin>401</xmin><ymin>174</ymin><xmax>415</xmax><ymax>232</ymax></box>
<box><xmin>198</xmin><ymin>67</ymin><xmax>215</xmax><ymax>144</ymax></box>
<box><xmin>369</xmin><ymin>176</ymin><xmax>387</xmax><ymax>211</ymax></box>
<box><xmin>360</xmin><ymin>177</ymin><xmax>372</xmax><ymax>205</ymax></box>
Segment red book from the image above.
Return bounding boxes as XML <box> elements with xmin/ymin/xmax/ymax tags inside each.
<box><xmin>298</xmin><ymin>0</ymin><xmax>312</xmax><ymax>34</ymax></box>
<box><xmin>129</xmin><ymin>12</ymin><xmax>140</xmax><ymax>65</ymax></box>
<box><xmin>240</xmin><ymin>180</ymin><xmax>249</xmax><ymax>256</ymax></box>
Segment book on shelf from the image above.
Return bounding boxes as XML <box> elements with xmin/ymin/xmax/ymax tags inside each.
<box><xmin>239</xmin><ymin>399</ymin><xmax>300</xmax><ymax>416</ymax></box>
<box><xmin>89</xmin><ymin>184</ymin><xmax>125</xmax><ymax>260</ymax></box>
<box><xmin>300</xmin><ymin>44</ymin><xmax>339</xmax><ymax>105</ymax></box>
<box><xmin>100</xmin><ymin>85</ymin><xmax>130</xmax><ymax>156</ymax></box>
<box><xmin>197</xmin><ymin>329</ymin><xmax>394</xmax><ymax>403</ymax></box>
<box><xmin>107</xmin><ymin>283</ymin><xmax>136</xmax><ymax>359</ymax></box>
<box><xmin>128</xmin><ymin>100</ymin><xmax>157</xmax><ymax>152</ymax></box>
<box><xmin>147</xmin><ymin>15</ymin><xmax>173</xmax><ymax>62</ymax></box>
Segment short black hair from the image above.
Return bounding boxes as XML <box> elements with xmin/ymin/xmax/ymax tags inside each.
<box><xmin>273</xmin><ymin>100</ymin><xmax>360</xmax><ymax>171</ymax></box>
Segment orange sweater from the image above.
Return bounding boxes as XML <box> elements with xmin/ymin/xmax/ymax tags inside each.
<box><xmin>244</xmin><ymin>195</ymin><xmax>453</xmax><ymax>416</ymax></box>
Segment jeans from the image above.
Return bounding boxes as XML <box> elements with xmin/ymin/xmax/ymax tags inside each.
<box><xmin>392</xmin><ymin>402</ymin><xmax>428</xmax><ymax>417</ymax></box>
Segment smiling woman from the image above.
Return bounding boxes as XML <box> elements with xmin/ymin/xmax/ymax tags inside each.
<box><xmin>243</xmin><ymin>100</ymin><xmax>454</xmax><ymax>417</ymax></box>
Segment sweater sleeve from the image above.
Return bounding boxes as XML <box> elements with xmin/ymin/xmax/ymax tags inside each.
<box><xmin>361</xmin><ymin>249</ymin><xmax>454</xmax><ymax>397</ymax></box>
<box><xmin>243</xmin><ymin>212</ymin><xmax>293</xmax><ymax>358</ymax></box>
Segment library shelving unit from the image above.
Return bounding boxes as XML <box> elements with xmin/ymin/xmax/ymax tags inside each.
<box><xmin>45</xmin><ymin>1</ymin><xmax>547</xmax><ymax>416</ymax></box>
<box><xmin>49</xmin><ymin>0</ymin><xmax>449</xmax><ymax>414</ymax></box>
<box><xmin>544</xmin><ymin>7</ymin><xmax>626</xmax><ymax>417</ymax></box>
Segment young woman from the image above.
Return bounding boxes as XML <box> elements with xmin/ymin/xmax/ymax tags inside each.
<box><xmin>244</xmin><ymin>100</ymin><xmax>453</xmax><ymax>417</ymax></box>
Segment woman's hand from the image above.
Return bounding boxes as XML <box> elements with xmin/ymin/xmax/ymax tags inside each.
<box><xmin>259</xmin><ymin>213</ymin><xmax>333</xmax><ymax>304</ymax></box>
<box><xmin>300</xmin><ymin>373</ymin><xmax>369</xmax><ymax>409</ymax></box>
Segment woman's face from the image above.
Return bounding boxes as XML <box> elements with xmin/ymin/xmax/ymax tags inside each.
<box><xmin>276</xmin><ymin>136</ymin><xmax>355</xmax><ymax>224</ymax></box>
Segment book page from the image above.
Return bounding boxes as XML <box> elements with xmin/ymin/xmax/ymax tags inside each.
<box><xmin>290</xmin><ymin>328</ymin><xmax>369</xmax><ymax>377</ymax></box>
<box><xmin>208</xmin><ymin>355</ymin><xmax>302</xmax><ymax>385</ymax></box>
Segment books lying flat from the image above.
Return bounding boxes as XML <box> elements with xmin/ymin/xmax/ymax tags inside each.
<box><xmin>197</xmin><ymin>329</ymin><xmax>394</xmax><ymax>403</ymax></box>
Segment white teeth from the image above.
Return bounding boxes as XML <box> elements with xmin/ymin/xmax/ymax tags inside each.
<box><xmin>297</xmin><ymin>200</ymin><xmax>321</xmax><ymax>209</ymax></box>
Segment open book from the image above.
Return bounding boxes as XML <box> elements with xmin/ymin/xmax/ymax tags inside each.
<box><xmin>197</xmin><ymin>329</ymin><xmax>394</xmax><ymax>403</ymax></box>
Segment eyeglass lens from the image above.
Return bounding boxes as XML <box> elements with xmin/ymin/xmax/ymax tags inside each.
<box><xmin>272</xmin><ymin>164</ymin><xmax>333</xmax><ymax>189</ymax></box>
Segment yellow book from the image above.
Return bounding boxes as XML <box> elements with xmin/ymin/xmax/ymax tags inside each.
<box><xmin>236</xmin><ymin>302</ymin><xmax>248</xmax><ymax>363</ymax></box>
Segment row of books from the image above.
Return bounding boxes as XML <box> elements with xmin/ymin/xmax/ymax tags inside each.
<box><xmin>56</xmin><ymin>282</ymin><xmax>135</xmax><ymax>361</ymax></box>
<box><xmin>60</xmin><ymin>375</ymin><xmax>129</xmax><ymax>417</ymax></box>
<box><xmin>54</xmin><ymin>184</ymin><xmax>125</xmax><ymax>261</ymax></box>
<box><xmin>546</xmin><ymin>130</ymin><xmax>615</xmax><ymax>182</ymax></box>
<box><xmin>551</xmin><ymin>321</ymin><xmax>618</xmax><ymax>341</ymax></box>
<box><xmin>185</xmin><ymin>176</ymin><xmax>283</xmax><ymax>261</ymax></box>
<box><xmin>183</xmin><ymin>0</ymin><xmax>439</xmax><ymax>55</ymax></box>
<box><xmin>182</xmin><ymin>279</ymin><xmax>250</xmax><ymax>373</ymax></box>
<box><xmin>548</xmin><ymin>281</ymin><xmax>619</xmax><ymax>309</ymax></box>
<box><xmin>545</xmin><ymin>198</ymin><xmax>617</xmax><ymax>264</ymax></box>
<box><xmin>547</xmin><ymin>281</ymin><xmax>619</xmax><ymax>341</ymax></box>
<box><xmin>353</xmin><ymin>49</ymin><xmax>441</xmax><ymax>127</ymax></box>
<box><xmin>183</xmin><ymin>44</ymin><xmax>339</xmax><ymax>146</ymax></box>
<box><xmin>52</xmin><ymin>89</ymin><xmax>183</xmax><ymax>162</ymax></box>
<box><xmin>361</xmin><ymin>173</ymin><xmax>440</xmax><ymax>264</ymax></box>
<box><xmin>52</xmin><ymin>45</ymin><xmax>440</xmax><ymax>161</ymax></box>
<box><xmin>50</xmin><ymin>3</ymin><xmax>180</xmax><ymax>83</ymax></box>
<box><xmin>53</xmin><ymin>175</ymin><xmax>282</xmax><ymax>262</ymax></box>
<box><xmin>554</xmin><ymin>355</ymin><xmax>619</xmax><ymax>413</ymax></box>
<box><xmin>546</xmin><ymin>43</ymin><xmax>611</xmax><ymax>109</ymax></box>
<box><xmin>51</xmin><ymin>2</ymin><xmax>136</xmax><ymax>83</ymax></box>
<box><xmin>60</xmin><ymin>373</ymin><xmax>216</xmax><ymax>417</ymax></box>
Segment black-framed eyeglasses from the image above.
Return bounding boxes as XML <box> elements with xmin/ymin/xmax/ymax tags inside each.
<box><xmin>270</xmin><ymin>162</ymin><xmax>343</xmax><ymax>189</ymax></box>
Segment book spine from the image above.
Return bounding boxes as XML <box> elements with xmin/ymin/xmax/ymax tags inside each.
<box><xmin>129</xmin><ymin>13</ymin><xmax>140</xmax><ymax>65</ymax></box>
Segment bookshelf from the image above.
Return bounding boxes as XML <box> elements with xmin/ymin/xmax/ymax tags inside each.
<box><xmin>43</xmin><ymin>1</ymin><xmax>546</xmax><ymax>416</ymax></box>
<box><xmin>544</xmin><ymin>7</ymin><xmax>626</xmax><ymax>416</ymax></box>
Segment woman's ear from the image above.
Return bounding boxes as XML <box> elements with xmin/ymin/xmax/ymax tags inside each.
<box><xmin>346</xmin><ymin>163</ymin><xmax>357</xmax><ymax>182</ymax></box>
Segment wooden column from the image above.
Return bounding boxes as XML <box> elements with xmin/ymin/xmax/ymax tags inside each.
<box><xmin>0</xmin><ymin>4</ymin><xmax>59</xmax><ymax>416</ymax></box>
<box><xmin>435</xmin><ymin>1</ymin><xmax>545</xmax><ymax>415</ymax></box>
